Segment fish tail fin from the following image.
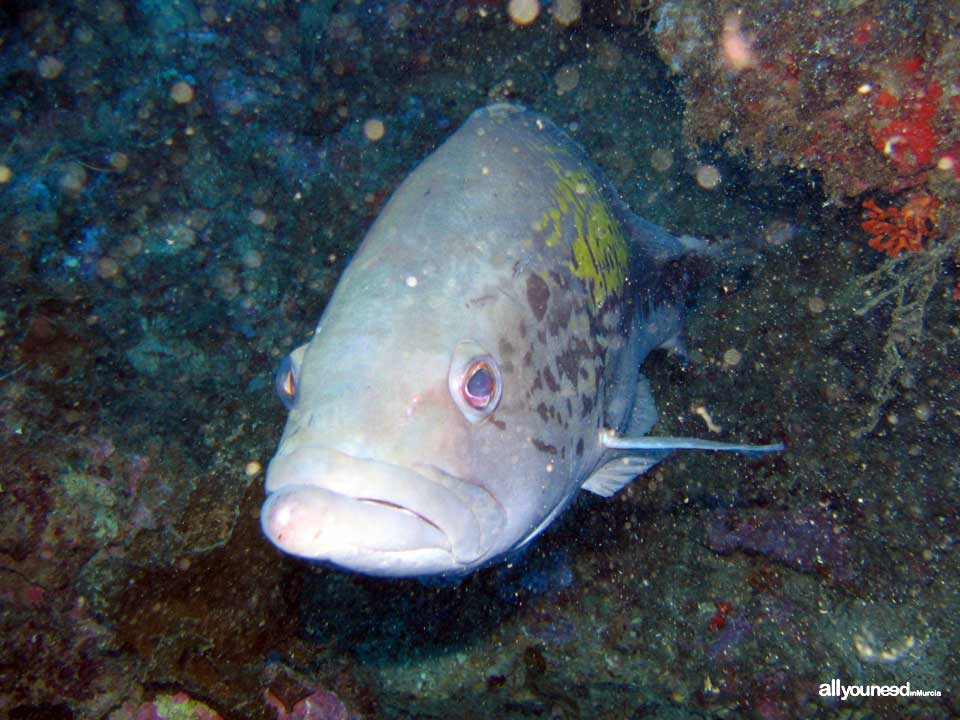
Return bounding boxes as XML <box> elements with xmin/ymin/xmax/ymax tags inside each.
<box><xmin>626</xmin><ymin>211</ymin><xmax>765</xmax><ymax>275</ymax></box>
<box><xmin>625</xmin><ymin>214</ymin><xmax>706</xmax><ymax>261</ymax></box>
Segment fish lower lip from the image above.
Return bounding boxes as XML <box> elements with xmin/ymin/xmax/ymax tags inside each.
<box><xmin>261</xmin><ymin>484</ymin><xmax>453</xmax><ymax>559</ymax></box>
<box><xmin>264</xmin><ymin>446</ymin><xmax>506</xmax><ymax>564</ymax></box>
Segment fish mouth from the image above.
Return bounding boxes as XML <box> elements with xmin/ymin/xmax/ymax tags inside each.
<box><xmin>354</xmin><ymin>498</ymin><xmax>445</xmax><ymax>534</ymax></box>
<box><xmin>261</xmin><ymin>447</ymin><xmax>506</xmax><ymax>575</ymax></box>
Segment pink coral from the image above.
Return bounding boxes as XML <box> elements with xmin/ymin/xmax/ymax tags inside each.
<box><xmin>266</xmin><ymin>688</ymin><xmax>348</xmax><ymax>720</ymax></box>
<box><xmin>131</xmin><ymin>692</ymin><xmax>223</xmax><ymax>720</ymax></box>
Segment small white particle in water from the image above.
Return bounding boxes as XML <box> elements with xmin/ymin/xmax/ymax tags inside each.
<box><xmin>764</xmin><ymin>220</ymin><xmax>797</xmax><ymax>246</ymax></box>
<box><xmin>650</xmin><ymin>148</ymin><xmax>673</xmax><ymax>173</ymax></box>
<box><xmin>109</xmin><ymin>152</ymin><xmax>129</xmax><ymax>171</ymax></box>
<box><xmin>96</xmin><ymin>257</ymin><xmax>120</xmax><ymax>280</ymax></box>
<box><xmin>554</xmin><ymin>65</ymin><xmax>580</xmax><ymax>95</ymax></box>
<box><xmin>508</xmin><ymin>0</ymin><xmax>540</xmax><ymax>25</ymax></box>
<box><xmin>363</xmin><ymin>118</ymin><xmax>385</xmax><ymax>141</ymax></box>
<box><xmin>695</xmin><ymin>164</ymin><xmax>721</xmax><ymax>189</ymax></box>
<box><xmin>245</xmin><ymin>461</ymin><xmax>262</xmax><ymax>476</ymax></box>
<box><xmin>694</xmin><ymin>405</ymin><xmax>722</xmax><ymax>433</ymax></box>
<box><xmin>914</xmin><ymin>402</ymin><xmax>932</xmax><ymax>421</ymax></box>
<box><xmin>722</xmin><ymin>348</ymin><xmax>742</xmax><ymax>367</ymax></box>
<box><xmin>60</xmin><ymin>163</ymin><xmax>87</xmax><ymax>194</ymax></box>
<box><xmin>38</xmin><ymin>55</ymin><xmax>65</xmax><ymax>80</ymax></box>
<box><xmin>406</xmin><ymin>275</ymin><xmax>418</xmax><ymax>288</ymax></box>
<box><xmin>170</xmin><ymin>80</ymin><xmax>194</xmax><ymax>104</ymax></box>
<box><xmin>808</xmin><ymin>296</ymin><xmax>826</xmax><ymax>314</ymax></box>
<box><xmin>883</xmin><ymin>135</ymin><xmax>906</xmax><ymax>157</ymax></box>
<box><xmin>552</xmin><ymin>0</ymin><xmax>581</xmax><ymax>25</ymax></box>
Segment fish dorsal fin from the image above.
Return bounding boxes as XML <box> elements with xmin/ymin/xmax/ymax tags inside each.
<box><xmin>581</xmin><ymin>434</ymin><xmax>784</xmax><ymax>498</ymax></box>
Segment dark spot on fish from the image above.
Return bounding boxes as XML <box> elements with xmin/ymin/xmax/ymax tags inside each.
<box><xmin>566</xmin><ymin>398</ymin><xmax>572</xmax><ymax>417</ymax></box>
<box><xmin>519</xmin><ymin>320</ymin><xmax>527</xmax><ymax>339</ymax></box>
<box><xmin>526</xmin><ymin>273</ymin><xmax>550</xmax><ymax>323</ymax></box>
<box><xmin>556</xmin><ymin>346</ymin><xmax>583</xmax><ymax>389</ymax></box>
<box><xmin>543</xmin><ymin>366</ymin><xmax>560</xmax><ymax>393</ymax></box>
<box><xmin>523</xmin><ymin>350</ymin><xmax>533</xmax><ymax>368</ymax></box>
<box><xmin>537</xmin><ymin>328</ymin><xmax>546</xmax><ymax>344</ymax></box>
<box><xmin>499</xmin><ymin>338</ymin><xmax>516</xmax><ymax>359</ymax></box>
<box><xmin>467</xmin><ymin>293</ymin><xmax>497</xmax><ymax>308</ymax></box>
<box><xmin>579</xmin><ymin>367</ymin><xmax>588</xmax><ymax>380</ymax></box>
<box><xmin>561</xmin><ymin>446</ymin><xmax>566</xmax><ymax>460</ymax></box>
<box><xmin>490</xmin><ymin>417</ymin><xmax>506</xmax><ymax>430</ymax></box>
<box><xmin>580</xmin><ymin>394</ymin><xmax>594</xmax><ymax>418</ymax></box>
<box><xmin>536</xmin><ymin>402</ymin><xmax>549</xmax><ymax>422</ymax></box>
<box><xmin>532</xmin><ymin>372</ymin><xmax>543</xmax><ymax>392</ymax></box>
<box><xmin>531</xmin><ymin>438</ymin><xmax>557</xmax><ymax>455</ymax></box>
<box><xmin>546</xmin><ymin>298</ymin><xmax>573</xmax><ymax>338</ymax></box>
<box><xmin>576</xmin><ymin>438</ymin><xmax>584</xmax><ymax>457</ymax></box>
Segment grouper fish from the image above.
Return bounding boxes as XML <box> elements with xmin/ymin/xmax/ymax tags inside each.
<box><xmin>261</xmin><ymin>103</ymin><xmax>783</xmax><ymax>577</ymax></box>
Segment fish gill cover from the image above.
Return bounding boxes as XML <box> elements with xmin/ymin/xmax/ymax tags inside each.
<box><xmin>0</xmin><ymin>1</ymin><xmax>957</xmax><ymax>719</ymax></box>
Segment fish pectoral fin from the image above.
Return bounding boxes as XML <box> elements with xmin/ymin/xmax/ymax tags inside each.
<box><xmin>601</xmin><ymin>433</ymin><xmax>785</xmax><ymax>454</ymax></box>
<box><xmin>627</xmin><ymin>375</ymin><xmax>658</xmax><ymax>437</ymax></box>
<box><xmin>582</xmin><ymin>433</ymin><xmax>786</xmax><ymax>497</ymax></box>
<box><xmin>658</xmin><ymin>331</ymin><xmax>689</xmax><ymax>365</ymax></box>
<box><xmin>605</xmin><ymin>374</ymin><xmax>658</xmax><ymax>436</ymax></box>
<box><xmin>581</xmin><ymin>454</ymin><xmax>666</xmax><ymax>497</ymax></box>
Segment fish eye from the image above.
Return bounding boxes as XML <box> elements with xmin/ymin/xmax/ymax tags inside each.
<box><xmin>274</xmin><ymin>351</ymin><xmax>302</xmax><ymax>410</ymax></box>
<box><xmin>448</xmin><ymin>341</ymin><xmax>502</xmax><ymax>424</ymax></box>
<box><xmin>463</xmin><ymin>360</ymin><xmax>496</xmax><ymax>409</ymax></box>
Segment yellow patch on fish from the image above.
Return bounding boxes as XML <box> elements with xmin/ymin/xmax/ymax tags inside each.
<box><xmin>536</xmin><ymin>158</ymin><xmax>629</xmax><ymax>309</ymax></box>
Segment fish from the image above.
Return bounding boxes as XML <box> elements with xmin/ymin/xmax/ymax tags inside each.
<box><xmin>261</xmin><ymin>103</ymin><xmax>783</xmax><ymax>578</ymax></box>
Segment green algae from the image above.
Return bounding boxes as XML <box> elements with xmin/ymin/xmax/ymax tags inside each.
<box><xmin>59</xmin><ymin>471</ymin><xmax>122</xmax><ymax>543</ymax></box>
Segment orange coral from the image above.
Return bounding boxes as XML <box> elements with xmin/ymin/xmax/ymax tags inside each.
<box><xmin>861</xmin><ymin>194</ymin><xmax>939</xmax><ymax>257</ymax></box>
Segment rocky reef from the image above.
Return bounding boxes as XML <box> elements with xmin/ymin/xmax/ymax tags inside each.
<box><xmin>1</xmin><ymin>1</ymin><xmax>957</xmax><ymax>718</ymax></box>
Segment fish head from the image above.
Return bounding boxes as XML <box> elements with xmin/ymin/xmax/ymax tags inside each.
<box><xmin>261</xmin><ymin>259</ymin><xmax>534</xmax><ymax>576</ymax></box>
